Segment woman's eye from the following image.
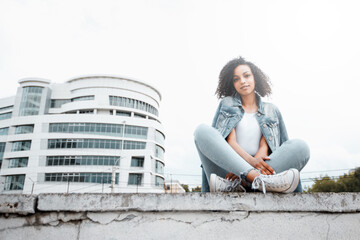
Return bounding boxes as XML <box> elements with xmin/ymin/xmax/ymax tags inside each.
<box><xmin>233</xmin><ymin>78</ymin><xmax>239</xmax><ymax>82</ymax></box>
<box><xmin>244</xmin><ymin>74</ymin><xmax>250</xmax><ymax>78</ymax></box>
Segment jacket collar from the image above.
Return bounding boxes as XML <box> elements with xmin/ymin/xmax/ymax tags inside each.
<box><xmin>233</xmin><ymin>92</ymin><xmax>265</xmax><ymax>115</ymax></box>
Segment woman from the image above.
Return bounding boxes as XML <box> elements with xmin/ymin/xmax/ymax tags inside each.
<box><xmin>194</xmin><ymin>56</ymin><xmax>310</xmax><ymax>193</ymax></box>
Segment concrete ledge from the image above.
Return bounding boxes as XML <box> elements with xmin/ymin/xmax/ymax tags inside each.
<box><xmin>1</xmin><ymin>193</ymin><xmax>360</xmax><ymax>239</ymax></box>
<box><xmin>36</xmin><ymin>192</ymin><xmax>360</xmax><ymax>213</ymax></box>
<box><xmin>0</xmin><ymin>194</ymin><xmax>36</xmax><ymax>215</ymax></box>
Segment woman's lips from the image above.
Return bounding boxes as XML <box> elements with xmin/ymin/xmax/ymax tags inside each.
<box><xmin>240</xmin><ymin>85</ymin><xmax>250</xmax><ymax>89</ymax></box>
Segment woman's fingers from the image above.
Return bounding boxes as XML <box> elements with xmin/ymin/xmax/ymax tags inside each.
<box><xmin>262</xmin><ymin>162</ymin><xmax>275</xmax><ymax>175</ymax></box>
<box><xmin>230</xmin><ymin>174</ymin><xmax>239</xmax><ymax>181</ymax></box>
<box><xmin>262</xmin><ymin>156</ymin><xmax>271</xmax><ymax>161</ymax></box>
<box><xmin>225</xmin><ymin>172</ymin><xmax>240</xmax><ymax>181</ymax></box>
<box><xmin>225</xmin><ymin>172</ymin><xmax>233</xmax><ymax>179</ymax></box>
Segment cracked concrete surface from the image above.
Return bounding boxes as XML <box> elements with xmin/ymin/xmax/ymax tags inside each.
<box><xmin>0</xmin><ymin>193</ymin><xmax>360</xmax><ymax>239</ymax></box>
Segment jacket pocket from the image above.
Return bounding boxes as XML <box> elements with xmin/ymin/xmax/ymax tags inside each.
<box><xmin>266</xmin><ymin>121</ymin><xmax>279</xmax><ymax>147</ymax></box>
<box><xmin>215</xmin><ymin>110</ymin><xmax>236</xmax><ymax>132</ymax></box>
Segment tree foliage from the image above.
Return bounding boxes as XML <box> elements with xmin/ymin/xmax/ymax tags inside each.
<box><xmin>191</xmin><ymin>186</ymin><xmax>201</xmax><ymax>192</ymax></box>
<box><xmin>306</xmin><ymin>168</ymin><xmax>360</xmax><ymax>192</ymax></box>
<box><xmin>181</xmin><ymin>184</ymin><xmax>190</xmax><ymax>192</ymax></box>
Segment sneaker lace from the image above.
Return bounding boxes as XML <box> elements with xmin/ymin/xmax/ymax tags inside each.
<box><xmin>252</xmin><ymin>173</ymin><xmax>286</xmax><ymax>194</ymax></box>
<box><xmin>252</xmin><ymin>176</ymin><xmax>267</xmax><ymax>194</ymax></box>
<box><xmin>224</xmin><ymin>178</ymin><xmax>246</xmax><ymax>192</ymax></box>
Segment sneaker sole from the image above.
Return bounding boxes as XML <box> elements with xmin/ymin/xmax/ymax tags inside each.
<box><xmin>283</xmin><ymin>169</ymin><xmax>300</xmax><ymax>193</ymax></box>
<box><xmin>209</xmin><ymin>174</ymin><xmax>216</xmax><ymax>192</ymax></box>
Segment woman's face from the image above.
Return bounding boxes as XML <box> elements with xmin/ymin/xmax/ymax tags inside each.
<box><xmin>233</xmin><ymin>64</ymin><xmax>255</xmax><ymax>97</ymax></box>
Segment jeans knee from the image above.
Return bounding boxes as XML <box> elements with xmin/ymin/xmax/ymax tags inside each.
<box><xmin>290</xmin><ymin>138</ymin><xmax>310</xmax><ymax>163</ymax></box>
<box><xmin>194</xmin><ymin>124</ymin><xmax>211</xmax><ymax>142</ymax></box>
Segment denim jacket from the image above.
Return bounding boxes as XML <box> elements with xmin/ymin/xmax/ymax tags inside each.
<box><xmin>212</xmin><ymin>93</ymin><xmax>289</xmax><ymax>153</ymax></box>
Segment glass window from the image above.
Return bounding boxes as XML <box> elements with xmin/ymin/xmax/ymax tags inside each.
<box><xmin>71</xmin><ymin>96</ymin><xmax>94</xmax><ymax>102</ymax></box>
<box><xmin>0</xmin><ymin>112</ymin><xmax>12</xmax><ymax>120</ymax></box>
<box><xmin>8</xmin><ymin>157</ymin><xmax>28</xmax><ymax>168</ymax></box>
<box><xmin>124</xmin><ymin>126</ymin><xmax>148</xmax><ymax>139</ymax></box>
<box><xmin>155</xmin><ymin>176</ymin><xmax>164</xmax><ymax>187</ymax></box>
<box><xmin>155</xmin><ymin>130</ymin><xmax>165</xmax><ymax>145</ymax></box>
<box><xmin>46</xmin><ymin>156</ymin><xmax>119</xmax><ymax>166</ymax></box>
<box><xmin>50</xmin><ymin>99</ymin><xmax>70</xmax><ymax>108</ymax></box>
<box><xmin>116</xmin><ymin>111</ymin><xmax>131</xmax><ymax>117</ymax></box>
<box><xmin>12</xmin><ymin>141</ymin><xmax>31</xmax><ymax>151</ymax></box>
<box><xmin>128</xmin><ymin>173</ymin><xmax>142</xmax><ymax>185</ymax></box>
<box><xmin>0</xmin><ymin>127</ymin><xmax>9</xmax><ymax>136</ymax></box>
<box><xmin>110</xmin><ymin>96</ymin><xmax>159</xmax><ymax>116</ymax></box>
<box><xmin>79</xmin><ymin>110</ymin><xmax>94</xmax><ymax>114</ymax></box>
<box><xmin>155</xmin><ymin>145</ymin><xmax>164</xmax><ymax>160</ymax></box>
<box><xmin>4</xmin><ymin>174</ymin><xmax>25</xmax><ymax>190</ymax></box>
<box><xmin>19</xmin><ymin>86</ymin><xmax>43</xmax><ymax>116</ymax></box>
<box><xmin>131</xmin><ymin>157</ymin><xmax>144</xmax><ymax>167</ymax></box>
<box><xmin>0</xmin><ymin>142</ymin><xmax>5</xmax><ymax>169</ymax></box>
<box><xmin>155</xmin><ymin>160</ymin><xmax>164</xmax><ymax>174</ymax></box>
<box><xmin>15</xmin><ymin>125</ymin><xmax>34</xmax><ymax>134</ymax></box>
<box><xmin>47</xmin><ymin>138</ymin><xmax>143</xmax><ymax>150</ymax></box>
<box><xmin>124</xmin><ymin>141</ymin><xmax>146</xmax><ymax>150</ymax></box>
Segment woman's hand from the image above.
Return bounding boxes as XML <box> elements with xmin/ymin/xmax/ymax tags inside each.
<box><xmin>250</xmin><ymin>155</ymin><xmax>274</xmax><ymax>175</ymax></box>
<box><xmin>225</xmin><ymin>172</ymin><xmax>240</xmax><ymax>181</ymax></box>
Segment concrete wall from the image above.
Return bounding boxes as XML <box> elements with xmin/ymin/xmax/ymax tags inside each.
<box><xmin>1</xmin><ymin>193</ymin><xmax>360</xmax><ymax>240</ymax></box>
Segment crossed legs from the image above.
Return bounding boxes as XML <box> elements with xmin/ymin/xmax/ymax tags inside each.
<box><xmin>194</xmin><ymin>124</ymin><xmax>310</xmax><ymax>192</ymax></box>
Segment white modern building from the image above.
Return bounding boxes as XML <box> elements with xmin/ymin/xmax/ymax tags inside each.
<box><xmin>0</xmin><ymin>75</ymin><xmax>165</xmax><ymax>194</ymax></box>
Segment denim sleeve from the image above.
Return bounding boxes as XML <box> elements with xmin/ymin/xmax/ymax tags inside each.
<box><xmin>211</xmin><ymin>100</ymin><xmax>223</xmax><ymax>128</ymax></box>
<box><xmin>275</xmin><ymin>106</ymin><xmax>289</xmax><ymax>144</ymax></box>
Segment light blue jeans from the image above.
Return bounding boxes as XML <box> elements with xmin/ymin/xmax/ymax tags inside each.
<box><xmin>194</xmin><ymin>124</ymin><xmax>310</xmax><ymax>192</ymax></box>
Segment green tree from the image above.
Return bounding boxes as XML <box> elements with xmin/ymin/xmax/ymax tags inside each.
<box><xmin>191</xmin><ymin>186</ymin><xmax>201</xmax><ymax>192</ymax></box>
<box><xmin>181</xmin><ymin>184</ymin><xmax>190</xmax><ymax>192</ymax></box>
<box><xmin>306</xmin><ymin>168</ymin><xmax>360</xmax><ymax>192</ymax></box>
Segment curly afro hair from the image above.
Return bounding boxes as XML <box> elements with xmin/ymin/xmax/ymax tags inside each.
<box><xmin>215</xmin><ymin>56</ymin><xmax>272</xmax><ymax>99</ymax></box>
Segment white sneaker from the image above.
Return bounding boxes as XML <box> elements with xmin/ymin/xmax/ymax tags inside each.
<box><xmin>209</xmin><ymin>173</ymin><xmax>246</xmax><ymax>193</ymax></box>
<box><xmin>252</xmin><ymin>168</ymin><xmax>300</xmax><ymax>194</ymax></box>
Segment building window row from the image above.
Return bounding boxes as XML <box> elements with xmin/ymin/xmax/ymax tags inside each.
<box><xmin>50</xmin><ymin>99</ymin><xmax>71</xmax><ymax>108</ymax></box>
<box><xmin>155</xmin><ymin>160</ymin><xmax>164</xmax><ymax>174</ymax></box>
<box><xmin>116</xmin><ymin>111</ymin><xmax>131</xmax><ymax>117</ymax></box>
<box><xmin>79</xmin><ymin>110</ymin><xmax>94</xmax><ymax>114</ymax></box>
<box><xmin>19</xmin><ymin>86</ymin><xmax>43</xmax><ymax>116</ymax></box>
<box><xmin>71</xmin><ymin>95</ymin><xmax>95</xmax><ymax>102</ymax></box>
<box><xmin>109</xmin><ymin>96</ymin><xmax>159</xmax><ymax>116</ymax></box>
<box><xmin>0</xmin><ymin>127</ymin><xmax>9</xmax><ymax>135</ymax></box>
<box><xmin>46</xmin><ymin>155</ymin><xmax>120</xmax><ymax>166</ymax></box>
<box><xmin>0</xmin><ymin>112</ymin><xmax>12</xmax><ymax>120</ymax></box>
<box><xmin>8</xmin><ymin>157</ymin><xmax>29</xmax><ymax>168</ymax></box>
<box><xmin>155</xmin><ymin>145</ymin><xmax>164</xmax><ymax>160</ymax></box>
<box><xmin>0</xmin><ymin>105</ymin><xmax>13</xmax><ymax>112</ymax></box>
<box><xmin>49</xmin><ymin>123</ymin><xmax>148</xmax><ymax>139</ymax></box>
<box><xmin>12</xmin><ymin>141</ymin><xmax>31</xmax><ymax>151</ymax></box>
<box><xmin>15</xmin><ymin>125</ymin><xmax>34</xmax><ymax>134</ymax></box>
<box><xmin>48</xmin><ymin>139</ymin><xmax>146</xmax><ymax>150</ymax></box>
<box><xmin>45</xmin><ymin>172</ymin><xmax>119</xmax><ymax>184</ymax></box>
<box><xmin>4</xmin><ymin>174</ymin><xmax>25</xmax><ymax>191</ymax></box>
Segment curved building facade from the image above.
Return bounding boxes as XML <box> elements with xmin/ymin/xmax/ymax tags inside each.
<box><xmin>0</xmin><ymin>75</ymin><xmax>165</xmax><ymax>193</ymax></box>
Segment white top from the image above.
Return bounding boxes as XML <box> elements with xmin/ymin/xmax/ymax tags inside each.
<box><xmin>235</xmin><ymin>112</ymin><xmax>262</xmax><ymax>156</ymax></box>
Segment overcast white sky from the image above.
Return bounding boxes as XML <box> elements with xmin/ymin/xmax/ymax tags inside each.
<box><xmin>1</xmin><ymin>0</ymin><xmax>359</xmax><ymax>189</ymax></box>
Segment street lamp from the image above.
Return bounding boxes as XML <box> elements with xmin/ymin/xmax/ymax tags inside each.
<box><xmin>111</xmin><ymin>156</ymin><xmax>122</xmax><ymax>193</ymax></box>
<box><xmin>110</xmin><ymin>120</ymin><xmax>126</xmax><ymax>193</ymax></box>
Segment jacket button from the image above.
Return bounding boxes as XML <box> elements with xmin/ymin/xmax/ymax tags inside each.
<box><xmin>263</xmin><ymin>124</ymin><xmax>266</xmax><ymax>128</ymax></box>
<box><xmin>257</xmin><ymin>113</ymin><xmax>261</xmax><ymax>117</ymax></box>
<box><xmin>268</xmin><ymin>137</ymin><xmax>272</xmax><ymax>141</ymax></box>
